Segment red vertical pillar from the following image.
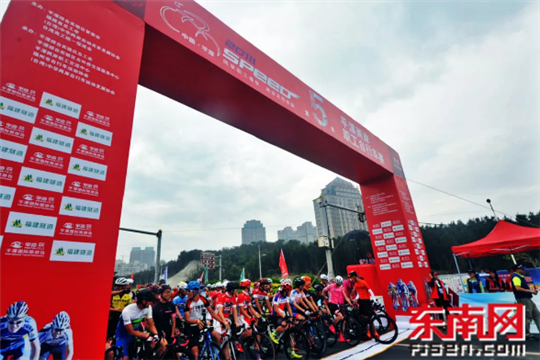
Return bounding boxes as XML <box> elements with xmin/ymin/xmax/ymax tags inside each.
<box><xmin>360</xmin><ymin>173</ymin><xmax>432</xmax><ymax>316</ymax></box>
<box><xmin>0</xmin><ymin>1</ymin><xmax>144</xmax><ymax>358</ymax></box>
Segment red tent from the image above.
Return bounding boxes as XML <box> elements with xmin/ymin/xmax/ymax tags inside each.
<box><xmin>452</xmin><ymin>220</ymin><xmax>540</xmax><ymax>258</ymax></box>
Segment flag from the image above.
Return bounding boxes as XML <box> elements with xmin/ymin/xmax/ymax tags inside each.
<box><xmin>199</xmin><ymin>270</ymin><xmax>204</xmax><ymax>282</ymax></box>
<box><xmin>130</xmin><ymin>272</ymin><xmax>134</xmax><ymax>280</ymax></box>
<box><xmin>239</xmin><ymin>268</ymin><xmax>245</xmax><ymax>281</ymax></box>
<box><xmin>163</xmin><ymin>266</ymin><xmax>168</xmax><ymax>283</ymax></box>
<box><xmin>204</xmin><ymin>264</ymin><xmax>209</xmax><ymax>283</ymax></box>
<box><xmin>279</xmin><ymin>249</ymin><xmax>289</xmax><ymax>278</ymax></box>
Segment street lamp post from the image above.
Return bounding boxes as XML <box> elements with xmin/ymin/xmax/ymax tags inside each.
<box><xmin>259</xmin><ymin>245</ymin><xmax>262</xmax><ymax>279</ymax></box>
<box><xmin>317</xmin><ymin>196</ymin><xmax>335</xmax><ymax>278</ymax></box>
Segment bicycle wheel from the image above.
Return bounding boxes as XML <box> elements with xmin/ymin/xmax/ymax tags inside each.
<box><xmin>306</xmin><ymin>323</ymin><xmax>326</xmax><ymax>358</ymax></box>
<box><xmin>284</xmin><ymin>329</ymin><xmax>310</xmax><ymax>360</ymax></box>
<box><xmin>323</xmin><ymin>317</ymin><xmax>338</xmax><ymax>348</ymax></box>
<box><xmin>343</xmin><ymin>318</ymin><xmax>361</xmax><ymax>347</ymax></box>
<box><xmin>199</xmin><ymin>342</ymin><xmax>226</xmax><ymax>360</ymax></box>
<box><xmin>370</xmin><ymin>314</ymin><xmax>398</xmax><ymax>344</ymax></box>
<box><xmin>245</xmin><ymin>333</ymin><xmax>276</xmax><ymax>360</ymax></box>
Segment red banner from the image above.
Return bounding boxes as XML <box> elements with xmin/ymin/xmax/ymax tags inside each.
<box><xmin>279</xmin><ymin>249</ymin><xmax>289</xmax><ymax>278</ymax></box>
<box><xmin>0</xmin><ymin>1</ymin><xmax>144</xmax><ymax>358</ymax></box>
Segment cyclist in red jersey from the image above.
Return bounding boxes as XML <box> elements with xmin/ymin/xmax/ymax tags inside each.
<box><xmin>253</xmin><ymin>278</ymin><xmax>272</xmax><ymax>315</ymax></box>
<box><xmin>215</xmin><ymin>282</ymin><xmax>241</xmax><ymax>360</ymax></box>
<box><xmin>237</xmin><ymin>279</ymin><xmax>261</xmax><ymax>342</ymax></box>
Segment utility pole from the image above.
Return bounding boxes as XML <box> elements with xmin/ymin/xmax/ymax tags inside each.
<box><xmin>317</xmin><ymin>196</ymin><xmax>335</xmax><ymax>278</ymax></box>
<box><xmin>259</xmin><ymin>245</ymin><xmax>262</xmax><ymax>279</ymax></box>
<box><xmin>217</xmin><ymin>255</ymin><xmax>223</xmax><ymax>281</ymax></box>
<box><xmin>119</xmin><ymin>227</ymin><xmax>163</xmax><ymax>284</ymax></box>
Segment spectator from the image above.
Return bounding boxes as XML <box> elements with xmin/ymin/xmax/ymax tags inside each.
<box><xmin>428</xmin><ymin>271</ymin><xmax>450</xmax><ymax>317</ymax></box>
<box><xmin>505</xmin><ymin>267</ymin><xmax>515</xmax><ymax>292</ymax></box>
<box><xmin>510</xmin><ymin>265</ymin><xmax>540</xmax><ymax>341</ymax></box>
<box><xmin>485</xmin><ymin>269</ymin><xmax>505</xmax><ymax>293</ymax></box>
<box><xmin>466</xmin><ymin>270</ymin><xmax>484</xmax><ymax>293</ymax></box>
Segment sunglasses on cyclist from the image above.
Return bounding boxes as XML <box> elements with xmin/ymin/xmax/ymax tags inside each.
<box><xmin>8</xmin><ymin>319</ymin><xmax>24</xmax><ymax>325</ymax></box>
<box><xmin>53</xmin><ymin>328</ymin><xmax>65</xmax><ymax>332</ymax></box>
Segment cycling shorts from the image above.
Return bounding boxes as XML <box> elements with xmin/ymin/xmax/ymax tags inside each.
<box><xmin>0</xmin><ymin>348</ymin><xmax>25</xmax><ymax>360</ymax></box>
<box><xmin>115</xmin><ymin>334</ymin><xmax>134</xmax><ymax>355</ymax></box>
<box><xmin>184</xmin><ymin>325</ymin><xmax>201</xmax><ymax>348</ymax></box>
<box><xmin>40</xmin><ymin>343</ymin><xmax>67</xmax><ymax>360</ymax></box>
<box><xmin>212</xmin><ymin>319</ymin><xmax>227</xmax><ymax>335</ymax></box>
<box><xmin>327</xmin><ymin>303</ymin><xmax>339</xmax><ymax>315</ymax></box>
<box><xmin>358</xmin><ymin>299</ymin><xmax>372</xmax><ymax>317</ymax></box>
<box><xmin>269</xmin><ymin>315</ymin><xmax>286</xmax><ymax>328</ymax></box>
<box><xmin>238</xmin><ymin>315</ymin><xmax>252</xmax><ymax>329</ymax></box>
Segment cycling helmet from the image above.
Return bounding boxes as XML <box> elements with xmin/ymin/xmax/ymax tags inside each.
<box><xmin>334</xmin><ymin>276</ymin><xmax>344</xmax><ymax>286</ymax></box>
<box><xmin>281</xmin><ymin>283</ymin><xmax>292</xmax><ymax>292</ymax></box>
<box><xmin>226</xmin><ymin>281</ymin><xmax>239</xmax><ymax>292</ymax></box>
<box><xmin>301</xmin><ymin>276</ymin><xmax>312</xmax><ymax>283</ymax></box>
<box><xmin>136</xmin><ymin>289</ymin><xmax>155</xmax><ymax>303</ymax></box>
<box><xmin>320</xmin><ymin>274</ymin><xmax>328</xmax><ymax>281</ymax></box>
<box><xmin>313</xmin><ymin>284</ymin><xmax>324</xmax><ymax>292</ymax></box>
<box><xmin>215</xmin><ymin>282</ymin><xmax>223</xmax><ymax>288</ymax></box>
<box><xmin>159</xmin><ymin>285</ymin><xmax>172</xmax><ymax>294</ymax></box>
<box><xmin>240</xmin><ymin>279</ymin><xmax>251</xmax><ymax>288</ymax></box>
<box><xmin>148</xmin><ymin>285</ymin><xmax>160</xmax><ymax>294</ymax></box>
<box><xmin>158</xmin><ymin>279</ymin><xmax>166</xmax><ymax>285</ymax></box>
<box><xmin>388</xmin><ymin>282</ymin><xmax>394</xmax><ymax>287</ymax></box>
<box><xmin>260</xmin><ymin>278</ymin><xmax>271</xmax><ymax>285</ymax></box>
<box><xmin>187</xmin><ymin>281</ymin><xmax>201</xmax><ymax>291</ymax></box>
<box><xmin>52</xmin><ymin>311</ymin><xmax>70</xmax><ymax>330</ymax></box>
<box><xmin>348</xmin><ymin>271</ymin><xmax>357</xmax><ymax>278</ymax></box>
<box><xmin>115</xmin><ymin>277</ymin><xmax>130</xmax><ymax>286</ymax></box>
<box><xmin>294</xmin><ymin>278</ymin><xmax>305</xmax><ymax>288</ymax></box>
<box><xmin>266</xmin><ymin>278</ymin><xmax>273</xmax><ymax>285</ymax></box>
<box><xmin>178</xmin><ymin>281</ymin><xmax>188</xmax><ymax>290</ymax></box>
<box><xmin>7</xmin><ymin>301</ymin><xmax>29</xmax><ymax>319</ymax></box>
<box><xmin>281</xmin><ymin>278</ymin><xmax>292</xmax><ymax>286</ymax></box>
<box><xmin>222</xmin><ymin>280</ymin><xmax>229</xmax><ymax>289</ymax></box>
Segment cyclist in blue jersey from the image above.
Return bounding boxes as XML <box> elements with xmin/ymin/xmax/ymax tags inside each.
<box><xmin>115</xmin><ymin>288</ymin><xmax>165</xmax><ymax>360</ymax></box>
<box><xmin>289</xmin><ymin>279</ymin><xmax>308</xmax><ymax>320</ymax></box>
<box><xmin>407</xmin><ymin>281</ymin><xmax>419</xmax><ymax>307</ymax></box>
<box><xmin>396</xmin><ymin>279</ymin><xmax>410</xmax><ymax>311</ymax></box>
<box><xmin>38</xmin><ymin>311</ymin><xmax>73</xmax><ymax>360</ymax></box>
<box><xmin>0</xmin><ymin>301</ymin><xmax>40</xmax><ymax>360</ymax></box>
<box><xmin>172</xmin><ymin>281</ymin><xmax>188</xmax><ymax>318</ymax></box>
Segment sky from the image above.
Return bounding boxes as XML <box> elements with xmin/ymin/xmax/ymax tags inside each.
<box><xmin>1</xmin><ymin>1</ymin><xmax>538</xmax><ymax>263</ymax></box>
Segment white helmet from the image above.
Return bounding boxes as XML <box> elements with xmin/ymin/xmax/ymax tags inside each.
<box><xmin>222</xmin><ymin>280</ymin><xmax>229</xmax><ymax>288</ymax></box>
<box><xmin>281</xmin><ymin>278</ymin><xmax>292</xmax><ymax>286</ymax></box>
<box><xmin>320</xmin><ymin>274</ymin><xmax>328</xmax><ymax>281</ymax></box>
<box><xmin>215</xmin><ymin>282</ymin><xmax>222</xmax><ymax>288</ymax></box>
<box><xmin>178</xmin><ymin>281</ymin><xmax>187</xmax><ymax>290</ymax></box>
<box><xmin>115</xmin><ymin>277</ymin><xmax>130</xmax><ymax>286</ymax></box>
<box><xmin>334</xmin><ymin>276</ymin><xmax>344</xmax><ymax>286</ymax></box>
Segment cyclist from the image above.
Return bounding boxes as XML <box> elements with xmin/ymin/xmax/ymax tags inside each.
<box><xmin>387</xmin><ymin>283</ymin><xmax>399</xmax><ymax>310</ymax></box>
<box><xmin>253</xmin><ymin>278</ymin><xmax>272</xmax><ymax>315</ymax></box>
<box><xmin>320</xmin><ymin>274</ymin><xmax>329</xmax><ymax>288</ymax></box>
<box><xmin>345</xmin><ymin>271</ymin><xmax>373</xmax><ymax>317</ymax></box>
<box><xmin>115</xmin><ymin>288</ymin><xmax>165</xmax><ymax>360</ymax></box>
<box><xmin>300</xmin><ymin>276</ymin><xmax>318</xmax><ymax>313</ymax></box>
<box><xmin>183</xmin><ymin>281</ymin><xmax>220</xmax><ymax>360</ymax></box>
<box><xmin>153</xmin><ymin>285</ymin><xmax>181</xmax><ymax>345</ymax></box>
<box><xmin>237</xmin><ymin>279</ymin><xmax>261</xmax><ymax>340</ymax></box>
<box><xmin>38</xmin><ymin>311</ymin><xmax>73</xmax><ymax>360</ymax></box>
<box><xmin>323</xmin><ymin>275</ymin><xmax>345</xmax><ymax>327</ymax></box>
<box><xmin>0</xmin><ymin>301</ymin><xmax>40</xmax><ymax>360</ymax></box>
<box><xmin>396</xmin><ymin>279</ymin><xmax>410</xmax><ymax>311</ymax></box>
<box><xmin>209</xmin><ymin>282</ymin><xmax>222</xmax><ymax>306</ymax></box>
<box><xmin>148</xmin><ymin>285</ymin><xmax>161</xmax><ymax>303</ymax></box>
<box><xmin>108</xmin><ymin>277</ymin><xmax>132</xmax><ymax>340</ymax></box>
<box><xmin>173</xmin><ymin>281</ymin><xmax>188</xmax><ymax>318</ymax></box>
<box><xmin>312</xmin><ymin>284</ymin><xmax>329</xmax><ymax>314</ymax></box>
<box><xmin>289</xmin><ymin>279</ymin><xmax>308</xmax><ymax>321</ymax></box>
<box><xmin>408</xmin><ymin>281</ymin><xmax>419</xmax><ymax>307</ymax></box>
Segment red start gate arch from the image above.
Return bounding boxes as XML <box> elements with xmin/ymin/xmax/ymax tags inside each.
<box><xmin>0</xmin><ymin>0</ymin><xmax>431</xmax><ymax>357</ymax></box>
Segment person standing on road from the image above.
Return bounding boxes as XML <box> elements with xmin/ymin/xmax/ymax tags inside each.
<box><xmin>466</xmin><ymin>270</ymin><xmax>485</xmax><ymax>293</ymax></box>
<box><xmin>510</xmin><ymin>265</ymin><xmax>540</xmax><ymax>341</ymax></box>
<box><xmin>427</xmin><ymin>272</ymin><xmax>450</xmax><ymax>317</ymax></box>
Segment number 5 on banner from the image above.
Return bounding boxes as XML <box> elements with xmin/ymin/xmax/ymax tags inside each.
<box><xmin>309</xmin><ymin>89</ymin><xmax>328</xmax><ymax>126</ymax></box>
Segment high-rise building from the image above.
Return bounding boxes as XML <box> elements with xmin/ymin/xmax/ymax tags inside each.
<box><xmin>277</xmin><ymin>222</ymin><xmax>317</xmax><ymax>244</ymax></box>
<box><xmin>312</xmin><ymin>177</ymin><xmax>367</xmax><ymax>239</ymax></box>
<box><xmin>129</xmin><ymin>246</ymin><xmax>155</xmax><ymax>267</ymax></box>
<box><xmin>241</xmin><ymin>220</ymin><xmax>267</xmax><ymax>245</ymax></box>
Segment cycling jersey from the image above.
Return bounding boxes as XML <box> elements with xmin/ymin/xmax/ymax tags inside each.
<box><xmin>153</xmin><ymin>301</ymin><xmax>176</xmax><ymax>338</ymax></box>
<box><xmin>354</xmin><ymin>279</ymin><xmax>371</xmax><ymax>300</ymax></box>
<box><xmin>407</xmin><ymin>285</ymin><xmax>417</xmax><ymax>295</ymax></box>
<box><xmin>272</xmin><ymin>293</ymin><xmax>290</xmax><ymax>316</ymax></box>
<box><xmin>216</xmin><ymin>293</ymin><xmax>237</xmax><ymax>318</ymax></box>
<box><xmin>0</xmin><ymin>315</ymin><xmax>38</xmax><ymax>354</ymax></box>
<box><xmin>343</xmin><ymin>279</ymin><xmax>354</xmax><ymax>296</ymax></box>
<box><xmin>38</xmin><ymin>323</ymin><xmax>72</xmax><ymax>347</ymax></box>
<box><xmin>324</xmin><ymin>284</ymin><xmax>345</xmax><ymax>305</ymax></box>
<box><xmin>116</xmin><ymin>303</ymin><xmax>153</xmax><ymax>338</ymax></box>
<box><xmin>173</xmin><ymin>294</ymin><xmax>188</xmax><ymax>317</ymax></box>
<box><xmin>184</xmin><ymin>297</ymin><xmax>210</xmax><ymax>325</ymax></box>
<box><xmin>237</xmin><ymin>291</ymin><xmax>252</xmax><ymax>313</ymax></box>
<box><xmin>111</xmin><ymin>292</ymin><xmax>132</xmax><ymax>309</ymax></box>
<box><xmin>312</xmin><ymin>292</ymin><xmax>325</xmax><ymax>307</ymax></box>
<box><xmin>396</xmin><ymin>281</ymin><xmax>409</xmax><ymax>295</ymax></box>
<box><xmin>252</xmin><ymin>287</ymin><xmax>269</xmax><ymax>309</ymax></box>
<box><xmin>289</xmin><ymin>289</ymin><xmax>306</xmax><ymax>312</ymax></box>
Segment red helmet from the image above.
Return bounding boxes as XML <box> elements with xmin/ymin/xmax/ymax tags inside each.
<box><xmin>281</xmin><ymin>283</ymin><xmax>292</xmax><ymax>292</ymax></box>
<box><xmin>240</xmin><ymin>279</ymin><xmax>251</xmax><ymax>288</ymax></box>
<box><xmin>260</xmin><ymin>278</ymin><xmax>272</xmax><ymax>285</ymax></box>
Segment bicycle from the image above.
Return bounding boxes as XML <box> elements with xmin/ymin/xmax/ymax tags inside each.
<box><xmin>242</xmin><ymin>318</ymin><xmax>276</xmax><ymax>360</ymax></box>
<box><xmin>299</xmin><ymin>312</ymin><xmax>326</xmax><ymax>358</ymax></box>
<box><xmin>271</xmin><ymin>316</ymin><xmax>311</xmax><ymax>359</ymax></box>
<box><xmin>105</xmin><ymin>345</ymin><xmax>124</xmax><ymax>360</ymax></box>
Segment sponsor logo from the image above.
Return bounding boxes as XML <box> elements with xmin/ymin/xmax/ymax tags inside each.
<box><xmin>29</xmin><ymin>127</ymin><xmax>73</xmax><ymax>154</ymax></box>
<box><xmin>67</xmin><ymin>157</ymin><xmax>107</xmax><ymax>181</ymax></box>
<box><xmin>392</xmin><ymin>225</ymin><xmax>404</xmax><ymax>231</ymax></box>
<box><xmin>374</xmin><ymin>240</ymin><xmax>385</xmax><ymax>246</ymax></box>
<box><xmin>0</xmin><ymin>185</ymin><xmax>16</xmax><ymax>208</ymax></box>
<box><xmin>0</xmin><ymin>139</ymin><xmax>27</xmax><ymax>163</ymax></box>
<box><xmin>18</xmin><ymin>193</ymin><xmax>55</xmax><ymax>211</ymax></box>
<box><xmin>11</xmin><ymin>241</ymin><xmax>23</xmax><ymax>248</ymax></box>
<box><xmin>58</xmin><ymin>196</ymin><xmax>101</xmax><ymax>220</ymax></box>
<box><xmin>380</xmin><ymin>264</ymin><xmax>391</xmax><ymax>270</ymax></box>
<box><xmin>389</xmin><ymin>256</ymin><xmax>400</xmax><ymax>263</ymax></box>
<box><xmin>49</xmin><ymin>240</ymin><xmax>95</xmax><ymax>263</ymax></box>
<box><xmin>59</xmin><ymin>222</ymin><xmax>93</xmax><ymax>237</ymax></box>
<box><xmin>380</xmin><ymin>221</ymin><xmax>392</xmax><ymax>227</ymax></box>
<box><xmin>372</xmin><ymin>228</ymin><xmax>383</xmax><ymax>235</ymax></box>
<box><xmin>17</xmin><ymin>167</ymin><xmax>65</xmax><ymax>193</ymax></box>
<box><xmin>75</xmin><ymin>122</ymin><xmax>112</xmax><ymax>146</ymax></box>
<box><xmin>383</xmin><ymin>232</ymin><xmax>395</xmax><ymax>239</ymax></box>
<box><xmin>395</xmin><ymin>236</ymin><xmax>407</xmax><ymax>243</ymax></box>
<box><xmin>377</xmin><ymin>251</ymin><xmax>388</xmax><ymax>258</ymax></box>
<box><xmin>386</xmin><ymin>244</ymin><xmax>397</xmax><ymax>251</ymax></box>
<box><xmin>39</xmin><ymin>92</ymin><xmax>81</xmax><ymax>119</ymax></box>
<box><xmin>0</xmin><ymin>96</ymin><xmax>38</xmax><ymax>123</ymax></box>
<box><xmin>5</xmin><ymin>212</ymin><xmax>57</xmax><ymax>237</ymax></box>
<box><xmin>5</xmin><ymin>240</ymin><xmax>46</xmax><ymax>257</ymax></box>
<box><xmin>399</xmin><ymin>249</ymin><xmax>411</xmax><ymax>256</ymax></box>
<box><xmin>418</xmin><ymin>262</ymin><xmax>423</xmax><ymax>267</ymax></box>
<box><xmin>401</xmin><ymin>262</ymin><xmax>414</xmax><ymax>268</ymax></box>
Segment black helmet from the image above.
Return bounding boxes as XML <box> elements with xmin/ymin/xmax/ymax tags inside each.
<box><xmin>159</xmin><ymin>285</ymin><xmax>172</xmax><ymax>294</ymax></box>
<box><xmin>158</xmin><ymin>279</ymin><xmax>166</xmax><ymax>285</ymax></box>
<box><xmin>226</xmin><ymin>281</ymin><xmax>239</xmax><ymax>292</ymax></box>
<box><xmin>136</xmin><ymin>288</ymin><xmax>155</xmax><ymax>303</ymax></box>
<box><xmin>294</xmin><ymin>278</ymin><xmax>305</xmax><ymax>288</ymax></box>
<box><xmin>313</xmin><ymin>284</ymin><xmax>324</xmax><ymax>292</ymax></box>
<box><xmin>348</xmin><ymin>270</ymin><xmax>357</xmax><ymax>277</ymax></box>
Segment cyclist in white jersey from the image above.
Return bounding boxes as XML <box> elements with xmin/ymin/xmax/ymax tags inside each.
<box><xmin>38</xmin><ymin>311</ymin><xmax>73</xmax><ymax>360</ymax></box>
